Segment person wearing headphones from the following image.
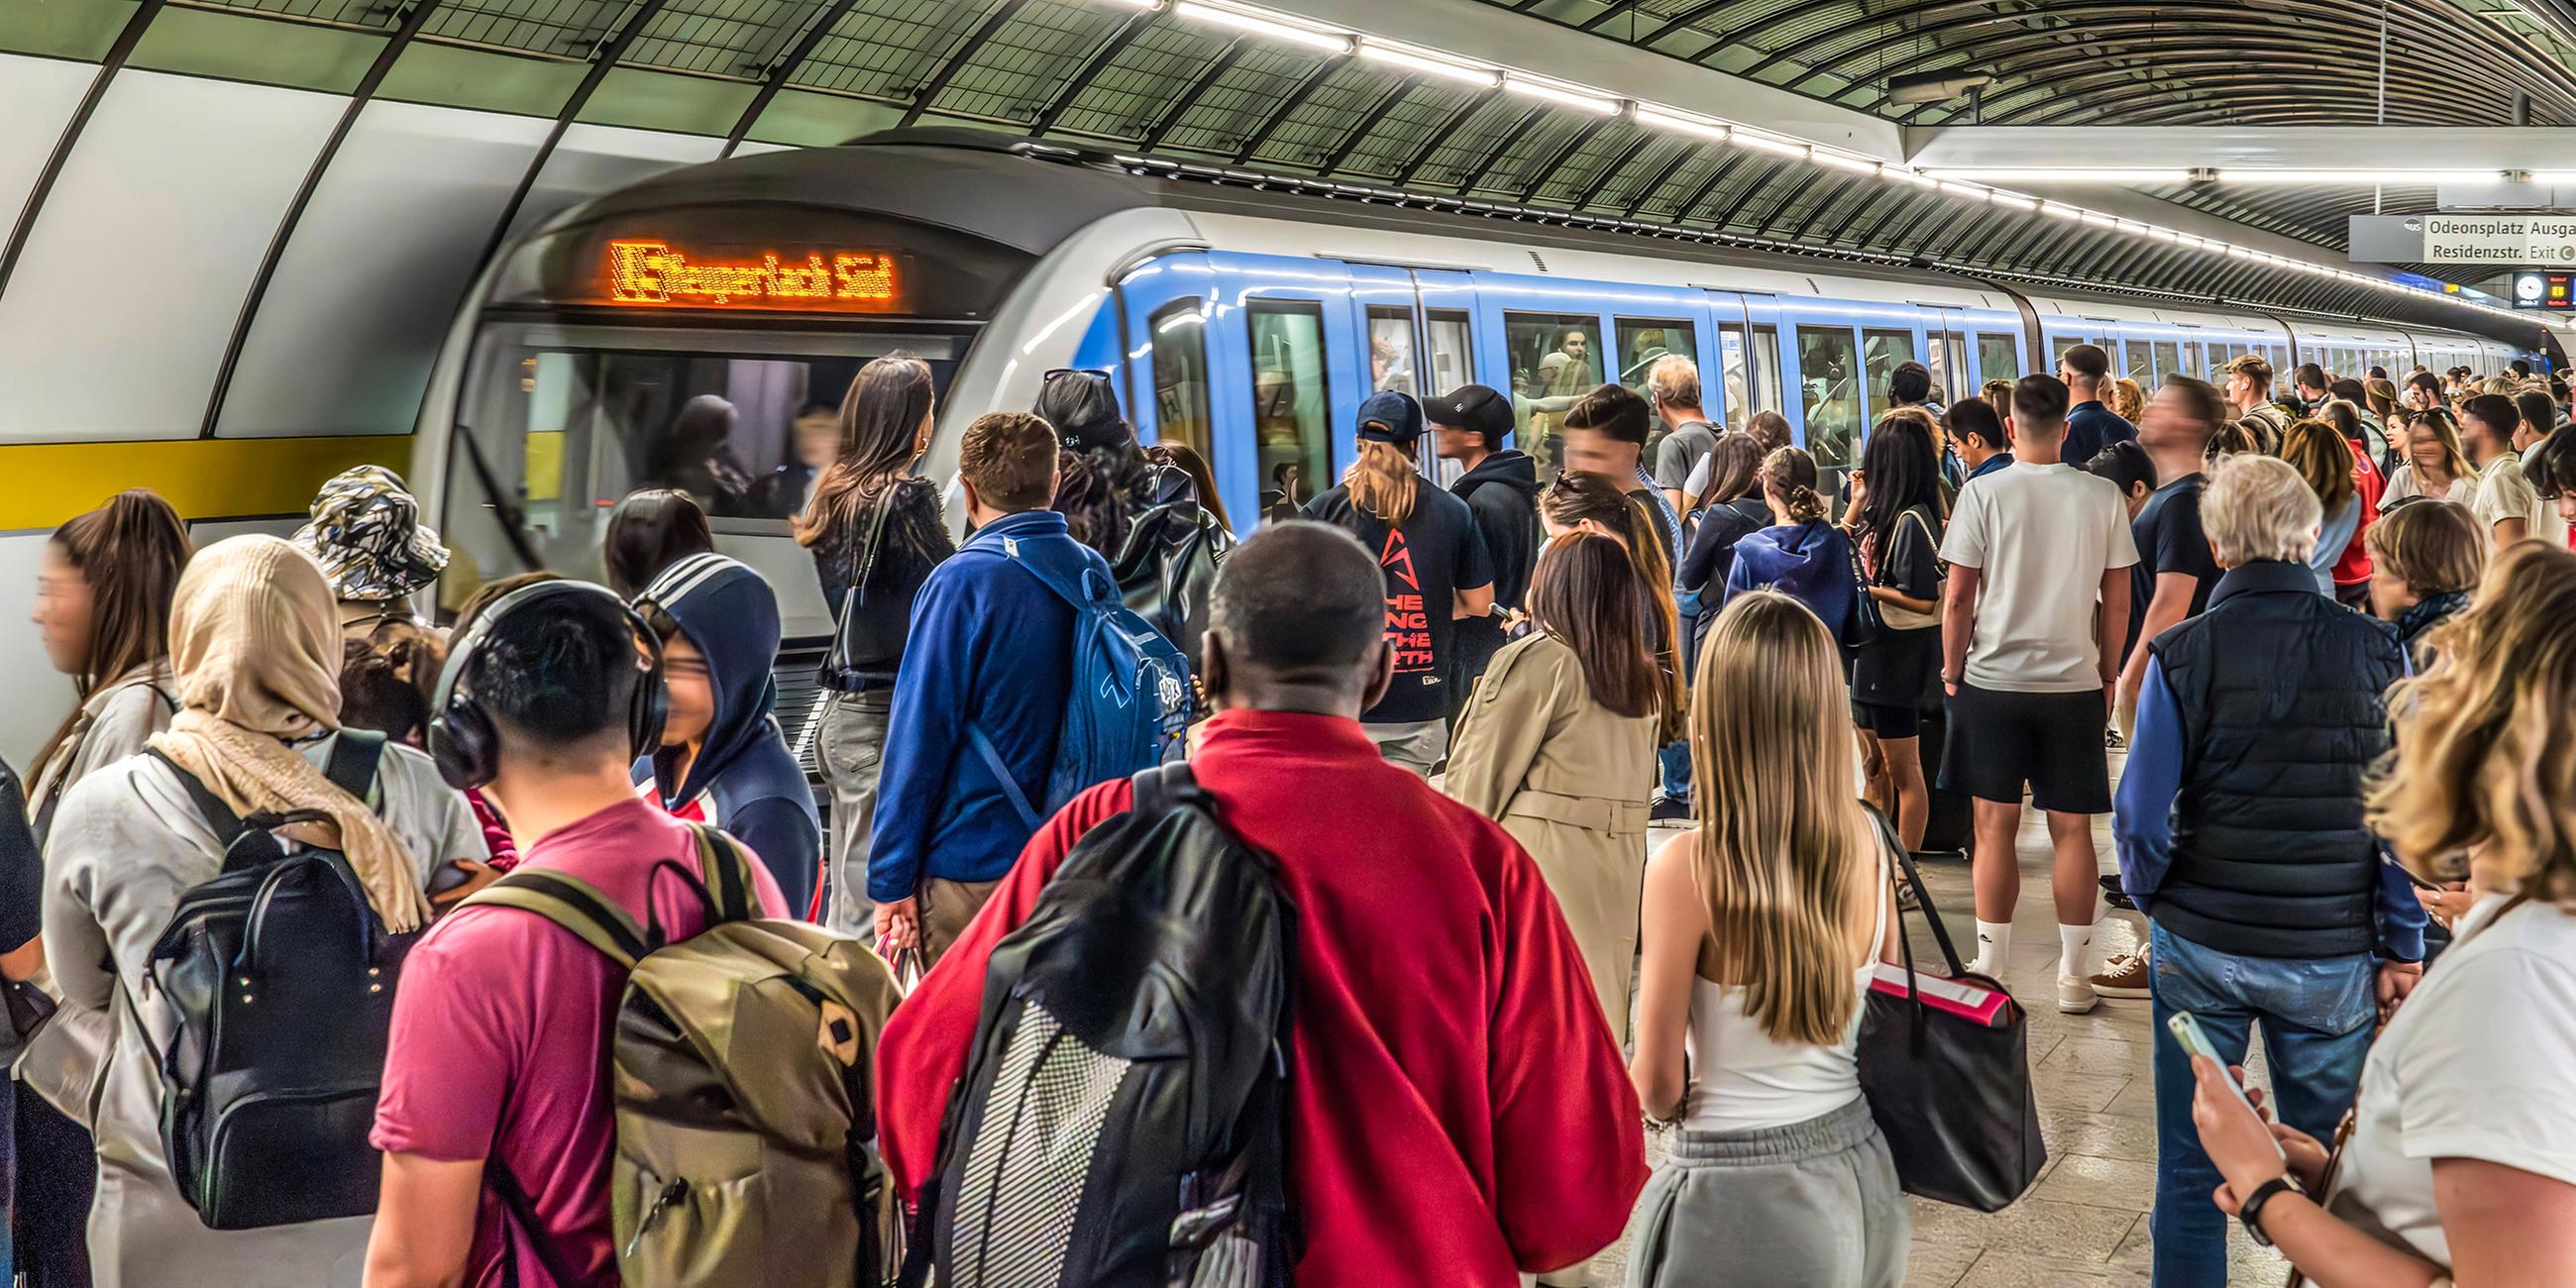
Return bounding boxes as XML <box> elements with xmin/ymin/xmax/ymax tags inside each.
<box><xmin>366</xmin><ymin>579</ymin><xmax>788</xmax><ymax>1288</ymax></box>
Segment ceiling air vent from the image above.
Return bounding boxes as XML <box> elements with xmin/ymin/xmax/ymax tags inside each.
<box><xmin>1528</xmin><ymin>251</ymin><xmax>1550</xmax><ymax>272</ymax></box>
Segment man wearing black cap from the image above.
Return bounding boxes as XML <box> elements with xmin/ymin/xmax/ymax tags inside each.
<box><xmin>1305</xmin><ymin>390</ymin><xmax>1495</xmax><ymax>776</ymax></box>
<box><xmin>1434</xmin><ymin>384</ymin><xmax>1540</xmax><ymax>717</ymax></box>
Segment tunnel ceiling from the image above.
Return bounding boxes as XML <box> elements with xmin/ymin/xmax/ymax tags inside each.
<box><xmin>15</xmin><ymin>0</ymin><xmax>2555</xmax><ymax>334</ymax></box>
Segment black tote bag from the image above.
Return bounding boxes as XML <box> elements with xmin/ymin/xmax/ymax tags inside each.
<box><xmin>1856</xmin><ymin>814</ymin><xmax>2047</xmax><ymax>1212</ymax></box>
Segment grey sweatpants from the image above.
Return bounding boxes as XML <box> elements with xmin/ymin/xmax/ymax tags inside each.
<box><xmin>815</xmin><ymin>688</ymin><xmax>892</xmax><ymax>937</ymax></box>
<box><xmin>1363</xmin><ymin>718</ymin><xmax>1449</xmax><ymax>779</ymax></box>
<box><xmin>1625</xmin><ymin>1097</ymin><xmax>1907</xmax><ymax>1288</ymax></box>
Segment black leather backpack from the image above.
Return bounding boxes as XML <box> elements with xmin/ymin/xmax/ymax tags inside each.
<box><xmin>905</xmin><ymin>764</ymin><xmax>1296</xmax><ymax>1287</ymax></box>
<box><xmin>142</xmin><ymin>730</ymin><xmax>413</xmax><ymax>1231</ymax></box>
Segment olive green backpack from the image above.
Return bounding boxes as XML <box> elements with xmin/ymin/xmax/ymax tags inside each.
<box><xmin>464</xmin><ymin>824</ymin><xmax>904</xmax><ymax>1286</ymax></box>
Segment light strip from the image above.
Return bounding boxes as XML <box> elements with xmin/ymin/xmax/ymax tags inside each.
<box><xmin>1920</xmin><ymin>167</ymin><xmax>2193</xmax><ymax>184</ymax></box>
<box><xmin>1169</xmin><ymin>0</ymin><xmax>1351</xmax><ymax>52</ymax></box>
<box><xmin>1502</xmin><ymin>75</ymin><xmax>1621</xmax><ymax>114</ymax></box>
<box><xmin>1357</xmin><ymin>41</ymin><xmax>1500</xmax><ymax>87</ymax></box>
<box><xmin>1077</xmin><ymin>0</ymin><xmax>2523</xmax><ymax>320</ymax></box>
<box><xmin>1633</xmin><ymin>106</ymin><xmax>1729</xmax><ymax>142</ymax></box>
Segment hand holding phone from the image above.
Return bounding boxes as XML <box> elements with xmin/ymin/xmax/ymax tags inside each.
<box><xmin>2169</xmin><ymin>1012</ymin><xmax>2286</xmax><ymax>1162</ymax></box>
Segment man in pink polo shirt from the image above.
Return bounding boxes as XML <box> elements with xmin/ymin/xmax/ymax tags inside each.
<box><xmin>364</xmin><ymin>585</ymin><xmax>786</xmax><ymax>1287</ymax></box>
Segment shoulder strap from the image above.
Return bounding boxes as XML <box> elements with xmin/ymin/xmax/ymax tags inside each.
<box><xmin>488</xmin><ymin>1150</ymin><xmax>588</xmax><ymax>1288</ymax></box>
<box><xmin>967</xmin><ymin>724</ymin><xmax>1043</xmax><ymax>834</ymax></box>
<box><xmin>324</xmin><ymin>729</ymin><xmax>387</xmax><ymax>805</ymax></box>
<box><xmin>688</xmin><ymin>822</ymin><xmax>758</xmax><ymax>923</ymax></box>
<box><xmin>461</xmin><ymin>869</ymin><xmax>648</xmax><ymax>970</ymax></box>
<box><xmin>144</xmin><ymin>748</ymin><xmax>248</xmax><ymax>851</ymax></box>
<box><xmin>1128</xmin><ymin>761</ymin><xmax>1199</xmax><ymax>820</ymax></box>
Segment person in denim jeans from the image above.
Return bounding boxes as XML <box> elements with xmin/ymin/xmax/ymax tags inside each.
<box><xmin>2112</xmin><ymin>456</ymin><xmax>2422</xmax><ymax>1286</ymax></box>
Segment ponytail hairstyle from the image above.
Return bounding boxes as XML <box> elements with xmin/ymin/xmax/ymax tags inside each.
<box><xmin>35</xmin><ymin>489</ymin><xmax>191</xmax><ymax>771</ymax></box>
<box><xmin>1527</xmin><ymin>532</ymin><xmax>1662</xmax><ymax>719</ymax></box>
<box><xmin>1342</xmin><ymin>439</ymin><xmax>1421</xmax><ymax>527</ymax></box>
<box><xmin>1760</xmin><ymin>446</ymin><xmax>1828</xmax><ymax>523</ymax></box>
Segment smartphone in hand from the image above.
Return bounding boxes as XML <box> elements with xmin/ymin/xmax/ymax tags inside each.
<box><xmin>2167</xmin><ymin>1011</ymin><xmax>2286</xmax><ymax>1161</ymax></box>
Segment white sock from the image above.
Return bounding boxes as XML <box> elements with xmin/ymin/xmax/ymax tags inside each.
<box><xmin>2059</xmin><ymin>922</ymin><xmax>2095</xmax><ymax>981</ymax></box>
<box><xmin>1973</xmin><ymin>920</ymin><xmax>2013</xmax><ymax>976</ymax></box>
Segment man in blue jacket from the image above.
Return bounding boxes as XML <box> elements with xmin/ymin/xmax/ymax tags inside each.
<box><xmin>2112</xmin><ymin>454</ymin><xmax>2419</xmax><ymax>1288</ymax></box>
<box><xmin>871</xmin><ymin>410</ymin><xmax>1099</xmax><ymax>965</ymax></box>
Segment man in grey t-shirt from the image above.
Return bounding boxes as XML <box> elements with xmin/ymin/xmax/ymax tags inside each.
<box><xmin>1648</xmin><ymin>354</ymin><xmax>1720</xmax><ymax>517</ymax></box>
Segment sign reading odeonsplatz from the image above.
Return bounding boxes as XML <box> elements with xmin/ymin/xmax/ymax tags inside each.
<box><xmin>2349</xmin><ymin>213</ymin><xmax>2576</xmax><ymax>267</ymax></box>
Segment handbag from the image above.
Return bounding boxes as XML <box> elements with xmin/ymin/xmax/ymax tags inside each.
<box><xmin>820</xmin><ymin>482</ymin><xmax>903</xmax><ymax>690</ymax></box>
<box><xmin>1856</xmin><ymin>810</ymin><xmax>2047</xmax><ymax>1211</ymax></box>
<box><xmin>1877</xmin><ymin>508</ymin><xmax>1946</xmax><ymax>632</ymax></box>
<box><xmin>1840</xmin><ymin>525</ymin><xmax>1883</xmax><ymax>649</ymax></box>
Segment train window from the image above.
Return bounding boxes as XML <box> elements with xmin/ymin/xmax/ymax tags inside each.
<box><xmin>1751</xmin><ymin>325</ymin><xmax>1783</xmax><ymax>419</ymax></box>
<box><xmin>1718</xmin><ymin>324</ymin><xmax>1756</xmax><ymax>421</ymax></box>
<box><xmin>1247</xmin><ymin>300</ymin><xmax>1333</xmax><ymax>514</ymax></box>
<box><xmin>2124</xmin><ymin>341</ymin><xmax>2153</xmax><ymax>384</ymax></box>
<box><xmin>1367</xmin><ymin>306</ymin><xmax>1421</xmax><ymax>395</ymax></box>
<box><xmin>2153</xmin><ymin>342</ymin><xmax>2181</xmax><ymax>381</ymax></box>
<box><xmin>1797</xmin><ymin>326</ymin><xmax>1863</xmax><ymax>475</ymax></box>
<box><xmin>1977</xmin><ymin>333</ymin><xmax>2018</xmax><ymax>385</ymax></box>
<box><xmin>1507</xmin><ymin>311</ymin><xmax>1602</xmax><ymax>472</ymax></box>
<box><xmin>1619</xmin><ymin>318</ymin><xmax>1697</xmax><ymax>438</ymax></box>
<box><xmin>1149</xmin><ymin>299</ymin><xmax>1213</xmax><ymax>463</ymax></box>
<box><xmin>1861</xmin><ymin>330</ymin><xmax>1913</xmax><ymax>417</ymax></box>
<box><xmin>2182</xmin><ymin>340</ymin><xmax>2203</xmax><ymax>381</ymax></box>
<box><xmin>1426</xmin><ymin>309</ymin><xmax>1473</xmax><ymax>393</ymax></box>
<box><xmin>2050</xmin><ymin>333</ymin><xmax>2083</xmax><ymax>368</ymax></box>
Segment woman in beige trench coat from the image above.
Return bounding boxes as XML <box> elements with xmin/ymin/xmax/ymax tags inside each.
<box><xmin>1447</xmin><ymin>530</ymin><xmax>1668</xmax><ymax>1049</ymax></box>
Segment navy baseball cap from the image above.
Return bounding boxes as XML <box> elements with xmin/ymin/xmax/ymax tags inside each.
<box><xmin>1426</xmin><ymin>384</ymin><xmax>1514</xmax><ymax>446</ymax></box>
<box><xmin>1355</xmin><ymin>389</ymin><xmax>1425</xmax><ymax>444</ymax></box>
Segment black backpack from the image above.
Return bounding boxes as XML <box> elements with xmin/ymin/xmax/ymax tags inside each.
<box><xmin>905</xmin><ymin>764</ymin><xmax>1296</xmax><ymax>1287</ymax></box>
<box><xmin>141</xmin><ymin>731</ymin><xmax>412</xmax><ymax>1231</ymax></box>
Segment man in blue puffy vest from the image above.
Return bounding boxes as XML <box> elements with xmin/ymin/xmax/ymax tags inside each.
<box><xmin>871</xmin><ymin>410</ymin><xmax>1099</xmax><ymax>966</ymax></box>
<box><xmin>2113</xmin><ymin>453</ymin><xmax>2421</xmax><ymax>1287</ymax></box>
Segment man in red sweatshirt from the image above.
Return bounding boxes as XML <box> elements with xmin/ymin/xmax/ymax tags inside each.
<box><xmin>877</xmin><ymin>520</ymin><xmax>1646</xmax><ymax>1285</ymax></box>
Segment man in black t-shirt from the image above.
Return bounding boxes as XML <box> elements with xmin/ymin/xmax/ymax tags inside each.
<box><xmin>1304</xmin><ymin>390</ymin><xmax>1495</xmax><ymax>776</ymax></box>
<box><xmin>1433</xmin><ymin>385</ymin><xmax>1538</xmax><ymax>721</ymax></box>
<box><xmin>2117</xmin><ymin>376</ymin><xmax>2226</xmax><ymax>729</ymax></box>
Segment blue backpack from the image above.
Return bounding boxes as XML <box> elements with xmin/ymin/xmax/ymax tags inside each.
<box><xmin>969</xmin><ymin>532</ymin><xmax>1193</xmax><ymax>831</ymax></box>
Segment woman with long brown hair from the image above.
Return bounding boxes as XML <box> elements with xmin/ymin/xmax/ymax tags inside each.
<box><xmin>2189</xmin><ymin>543</ymin><xmax>2576</xmax><ymax>1286</ymax></box>
<box><xmin>2284</xmin><ymin>417</ymin><xmax>2363</xmax><ymax>596</ymax></box>
<box><xmin>794</xmin><ymin>353</ymin><xmax>954</xmax><ymax>935</ymax></box>
<box><xmin>1540</xmin><ymin>471</ymin><xmax>1687</xmax><ymax>742</ymax></box>
<box><xmin>2386</xmin><ymin>406</ymin><xmax>2483</xmax><ymax>508</ymax></box>
<box><xmin>1628</xmin><ymin>590</ymin><xmax>1904</xmax><ymax>1287</ymax></box>
<box><xmin>1302</xmin><ymin>392</ymin><xmax>1493</xmax><ymax>777</ymax></box>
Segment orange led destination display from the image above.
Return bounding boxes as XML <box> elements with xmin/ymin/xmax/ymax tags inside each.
<box><xmin>605</xmin><ymin>240</ymin><xmax>899</xmax><ymax>310</ymax></box>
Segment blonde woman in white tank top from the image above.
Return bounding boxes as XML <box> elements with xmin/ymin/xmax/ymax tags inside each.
<box><xmin>1625</xmin><ymin>590</ymin><xmax>1905</xmax><ymax>1288</ymax></box>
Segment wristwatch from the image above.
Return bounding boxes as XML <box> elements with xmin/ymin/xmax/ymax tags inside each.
<box><xmin>2236</xmin><ymin>1175</ymin><xmax>2300</xmax><ymax>1247</ymax></box>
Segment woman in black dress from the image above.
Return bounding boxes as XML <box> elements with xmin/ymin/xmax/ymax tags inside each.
<box><xmin>1849</xmin><ymin>415</ymin><xmax>1946</xmax><ymax>851</ymax></box>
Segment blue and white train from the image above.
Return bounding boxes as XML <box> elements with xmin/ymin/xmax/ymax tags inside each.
<box><xmin>411</xmin><ymin>130</ymin><xmax>2537</xmax><ymax>666</ymax></box>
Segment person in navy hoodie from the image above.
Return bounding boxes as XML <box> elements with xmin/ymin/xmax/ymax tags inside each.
<box><xmin>1720</xmin><ymin>446</ymin><xmax>1862</xmax><ymax>638</ymax></box>
<box><xmin>871</xmin><ymin>410</ymin><xmax>1099</xmax><ymax>966</ymax></box>
<box><xmin>633</xmin><ymin>551</ymin><xmax>824</xmax><ymax>915</ymax></box>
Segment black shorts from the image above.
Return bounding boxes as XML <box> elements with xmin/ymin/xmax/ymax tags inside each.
<box><xmin>1938</xmin><ymin>683</ymin><xmax>2111</xmax><ymax>814</ymax></box>
<box><xmin>1855</xmin><ymin>700</ymin><xmax>1920</xmax><ymax>739</ymax></box>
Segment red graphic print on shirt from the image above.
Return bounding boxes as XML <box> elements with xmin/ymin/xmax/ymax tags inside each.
<box><xmin>1381</xmin><ymin>529</ymin><xmax>1436</xmax><ymax>679</ymax></box>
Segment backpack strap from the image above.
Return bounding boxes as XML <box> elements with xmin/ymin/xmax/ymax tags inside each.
<box><xmin>688</xmin><ymin>822</ymin><xmax>760</xmax><ymax>923</ymax></box>
<box><xmin>144</xmin><ymin>748</ymin><xmax>250</xmax><ymax>853</ymax></box>
<box><xmin>323</xmin><ymin>729</ymin><xmax>386</xmax><ymax>806</ymax></box>
<box><xmin>1128</xmin><ymin>761</ymin><xmax>1200</xmax><ymax>819</ymax></box>
<box><xmin>461</xmin><ymin>869</ymin><xmax>647</xmax><ymax>971</ymax></box>
<box><xmin>966</xmin><ymin>724</ymin><xmax>1044</xmax><ymax>834</ymax></box>
<box><xmin>489</xmin><ymin>1152</ymin><xmax>589</xmax><ymax>1288</ymax></box>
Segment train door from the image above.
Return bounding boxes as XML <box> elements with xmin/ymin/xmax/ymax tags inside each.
<box><xmin>1916</xmin><ymin>305</ymin><xmax>1972</xmax><ymax>407</ymax></box>
<box><xmin>1348</xmin><ymin>263</ymin><xmax>1441</xmax><ymax>480</ymax></box>
<box><xmin>1710</xmin><ymin>291</ymin><xmax>1787</xmax><ymax>430</ymax></box>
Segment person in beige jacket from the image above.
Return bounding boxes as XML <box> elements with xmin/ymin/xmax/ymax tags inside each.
<box><xmin>1447</xmin><ymin>530</ymin><xmax>1668</xmax><ymax>1050</ymax></box>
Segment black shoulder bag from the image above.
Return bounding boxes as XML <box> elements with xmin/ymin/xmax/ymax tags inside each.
<box><xmin>1855</xmin><ymin>808</ymin><xmax>2048</xmax><ymax>1212</ymax></box>
<box><xmin>821</xmin><ymin>483</ymin><xmax>902</xmax><ymax>691</ymax></box>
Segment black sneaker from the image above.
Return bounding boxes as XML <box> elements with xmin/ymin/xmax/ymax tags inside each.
<box><xmin>1650</xmin><ymin>795</ymin><xmax>1692</xmax><ymax>822</ymax></box>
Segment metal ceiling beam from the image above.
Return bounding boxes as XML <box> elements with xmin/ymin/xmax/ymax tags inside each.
<box><xmin>899</xmin><ymin>0</ymin><xmax>1028</xmax><ymax>127</ymax></box>
<box><xmin>1549</xmin><ymin>127</ymin><xmax>1657</xmax><ymax>209</ymax></box>
<box><xmin>1908</xmin><ymin>122</ymin><xmax>2576</xmax><ymax>167</ymax></box>
<box><xmin>1392</xmin><ymin>85</ymin><xmax>1506</xmax><ymax>186</ymax></box>
<box><xmin>1319</xmin><ymin>75</ymin><xmax>1416</xmax><ymax>173</ymax></box>
<box><xmin>1140</xmin><ymin>38</ymin><xmax>1250</xmax><ymax>150</ymax></box>
<box><xmin>720</xmin><ymin>0</ymin><xmax>867</xmax><ymax>156</ymax></box>
<box><xmin>1510</xmin><ymin>117</ymin><xmax>1617</xmax><ymax>204</ymax></box>
<box><xmin>1234</xmin><ymin>53</ymin><xmax>1351</xmax><ymax>163</ymax></box>
<box><xmin>1618</xmin><ymin>142</ymin><xmax>1720</xmax><ymax>219</ymax></box>
<box><xmin>1032</xmin><ymin>8</ymin><xmax>1156</xmax><ymax>135</ymax></box>
<box><xmin>0</xmin><ymin>0</ymin><xmax>168</xmax><ymax>307</ymax></box>
<box><xmin>470</xmin><ymin>0</ymin><xmax>678</xmax><ymax>285</ymax></box>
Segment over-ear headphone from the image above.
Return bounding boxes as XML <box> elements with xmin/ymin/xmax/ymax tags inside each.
<box><xmin>428</xmin><ymin>580</ymin><xmax>667</xmax><ymax>791</ymax></box>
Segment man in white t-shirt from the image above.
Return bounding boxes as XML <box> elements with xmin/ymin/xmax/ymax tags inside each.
<box><xmin>1939</xmin><ymin>374</ymin><xmax>2140</xmax><ymax>1013</ymax></box>
<box><xmin>2460</xmin><ymin>391</ymin><xmax>2566</xmax><ymax>553</ymax></box>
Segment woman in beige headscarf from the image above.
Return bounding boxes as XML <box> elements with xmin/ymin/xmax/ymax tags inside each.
<box><xmin>33</xmin><ymin>534</ymin><xmax>483</xmax><ymax>1288</ymax></box>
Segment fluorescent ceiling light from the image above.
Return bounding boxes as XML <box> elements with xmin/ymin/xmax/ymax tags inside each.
<box><xmin>1885</xmin><ymin>168</ymin><xmax>1939</xmax><ymax>187</ymax></box>
<box><xmin>2212</xmin><ymin>168</ymin><xmax>2506</xmax><ymax>184</ymax></box>
<box><xmin>1987</xmin><ymin>192</ymin><xmax>2038</xmax><ymax>210</ymax></box>
<box><xmin>1634</xmin><ymin>106</ymin><xmax>1729</xmax><ymax>142</ymax></box>
<box><xmin>1732</xmin><ymin>132</ymin><xmax>1809</xmax><ymax>159</ymax></box>
<box><xmin>2080</xmin><ymin>211</ymin><xmax>2117</xmax><ymax>227</ymax></box>
<box><xmin>1920</xmin><ymin>167</ymin><xmax>2191</xmax><ymax>184</ymax></box>
<box><xmin>1503</xmin><ymin>76</ymin><xmax>1621</xmax><ymax>114</ymax></box>
<box><xmin>2037</xmin><ymin>202</ymin><xmax>2083</xmax><ymax>219</ymax></box>
<box><xmin>2146</xmin><ymin>227</ymin><xmax>2181</xmax><ymax>242</ymax></box>
<box><xmin>1811</xmin><ymin>151</ymin><xmax>1879</xmax><ymax>174</ymax></box>
<box><xmin>2534</xmin><ymin>170</ymin><xmax>2576</xmax><ymax>183</ymax></box>
<box><xmin>1358</xmin><ymin>42</ymin><xmax>1499</xmax><ymax>86</ymax></box>
<box><xmin>1937</xmin><ymin>179</ymin><xmax>1989</xmax><ymax>198</ymax></box>
<box><xmin>1171</xmin><ymin>1</ymin><xmax>1351</xmax><ymax>52</ymax></box>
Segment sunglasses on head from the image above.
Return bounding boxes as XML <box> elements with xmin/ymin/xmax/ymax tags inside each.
<box><xmin>1043</xmin><ymin>368</ymin><xmax>1112</xmax><ymax>384</ymax></box>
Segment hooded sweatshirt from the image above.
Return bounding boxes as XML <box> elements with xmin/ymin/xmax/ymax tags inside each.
<box><xmin>1450</xmin><ymin>450</ymin><xmax>1540</xmax><ymax>698</ymax></box>
<box><xmin>634</xmin><ymin>553</ymin><xmax>822</xmax><ymax>915</ymax></box>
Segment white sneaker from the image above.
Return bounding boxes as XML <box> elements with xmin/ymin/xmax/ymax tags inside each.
<box><xmin>2057</xmin><ymin>974</ymin><xmax>2099</xmax><ymax>1015</ymax></box>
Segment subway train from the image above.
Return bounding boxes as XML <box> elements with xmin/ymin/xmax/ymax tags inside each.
<box><xmin>405</xmin><ymin>131</ymin><xmax>2536</xmax><ymax>750</ymax></box>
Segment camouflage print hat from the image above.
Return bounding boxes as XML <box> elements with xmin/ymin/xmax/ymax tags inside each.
<box><xmin>290</xmin><ymin>465</ymin><xmax>451</xmax><ymax>601</ymax></box>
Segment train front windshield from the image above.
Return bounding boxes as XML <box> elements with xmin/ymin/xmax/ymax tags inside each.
<box><xmin>440</xmin><ymin>322</ymin><xmax>960</xmax><ymax>595</ymax></box>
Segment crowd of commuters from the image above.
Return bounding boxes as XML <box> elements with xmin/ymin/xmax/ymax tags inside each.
<box><xmin>0</xmin><ymin>340</ymin><xmax>2563</xmax><ymax>1288</ymax></box>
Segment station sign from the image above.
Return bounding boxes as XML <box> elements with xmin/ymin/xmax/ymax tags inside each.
<box><xmin>2349</xmin><ymin>213</ymin><xmax>2576</xmax><ymax>267</ymax></box>
<box><xmin>2511</xmin><ymin>270</ymin><xmax>2576</xmax><ymax>310</ymax></box>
